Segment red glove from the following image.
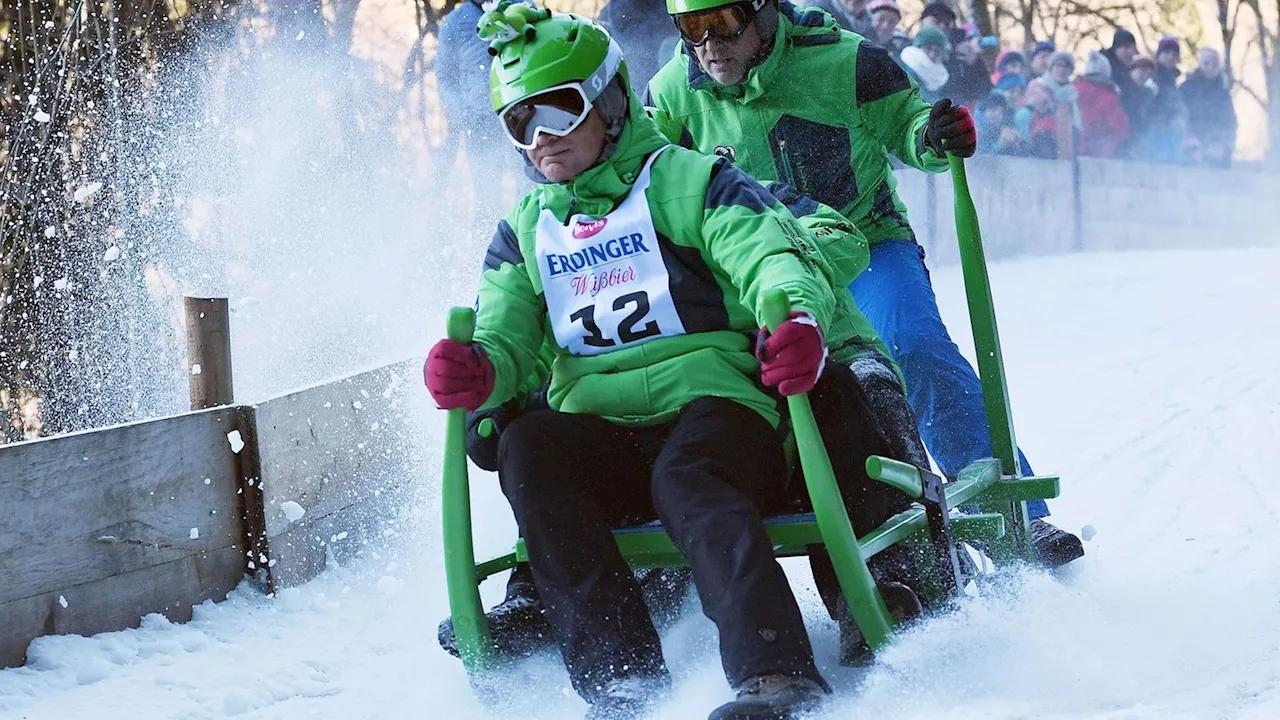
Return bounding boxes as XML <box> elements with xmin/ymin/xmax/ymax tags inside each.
<box><xmin>423</xmin><ymin>340</ymin><xmax>495</xmax><ymax>411</ymax></box>
<box><xmin>756</xmin><ymin>312</ymin><xmax>827</xmax><ymax>396</ymax></box>
<box><xmin>924</xmin><ymin>98</ymin><xmax>977</xmax><ymax>158</ymax></box>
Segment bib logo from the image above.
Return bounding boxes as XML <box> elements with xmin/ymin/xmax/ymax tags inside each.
<box><xmin>714</xmin><ymin>145</ymin><xmax>736</xmax><ymax>162</ymax></box>
<box><xmin>573</xmin><ymin>218</ymin><xmax>608</xmax><ymax>239</ymax></box>
<box><xmin>547</xmin><ymin>233</ymin><xmax>651</xmax><ymax>277</ymax></box>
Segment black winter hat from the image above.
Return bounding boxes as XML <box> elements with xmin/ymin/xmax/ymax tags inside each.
<box><xmin>922</xmin><ymin>2</ymin><xmax>957</xmax><ymax>24</ymax></box>
<box><xmin>1112</xmin><ymin>29</ymin><xmax>1137</xmax><ymax>50</ymax></box>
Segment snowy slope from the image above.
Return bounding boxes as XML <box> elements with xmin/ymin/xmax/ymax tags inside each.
<box><xmin>2</xmin><ymin>248</ymin><xmax>1278</xmax><ymax>720</ymax></box>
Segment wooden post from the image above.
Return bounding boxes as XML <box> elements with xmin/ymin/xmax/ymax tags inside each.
<box><xmin>184</xmin><ymin>297</ymin><xmax>234</xmax><ymax>410</ymax></box>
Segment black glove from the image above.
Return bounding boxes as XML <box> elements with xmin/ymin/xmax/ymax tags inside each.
<box><xmin>924</xmin><ymin>98</ymin><xmax>977</xmax><ymax>159</ymax></box>
<box><xmin>463</xmin><ymin>383</ymin><xmax>550</xmax><ymax>472</ymax></box>
<box><xmin>464</xmin><ymin>403</ymin><xmax>515</xmax><ymax>472</ymax></box>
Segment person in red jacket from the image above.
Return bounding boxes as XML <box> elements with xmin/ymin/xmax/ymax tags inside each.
<box><xmin>1074</xmin><ymin>50</ymin><xmax>1130</xmax><ymax>158</ymax></box>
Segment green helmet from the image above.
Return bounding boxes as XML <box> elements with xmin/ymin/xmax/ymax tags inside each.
<box><xmin>479</xmin><ymin>3</ymin><xmax>628</xmax><ymax>113</ymax></box>
<box><xmin>666</xmin><ymin>0</ymin><xmax>767</xmax><ymax>14</ymax></box>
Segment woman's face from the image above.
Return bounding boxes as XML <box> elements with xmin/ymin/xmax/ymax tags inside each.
<box><xmin>1004</xmin><ymin>86</ymin><xmax>1025</xmax><ymax>107</ymax></box>
<box><xmin>925</xmin><ymin>44</ymin><xmax>945</xmax><ymax>64</ymax></box>
<box><xmin>1003</xmin><ymin>59</ymin><xmax>1025</xmax><ymax>77</ymax></box>
<box><xmin>1131</xmin><ymin>66</ymin><xmax>1153</xmax><ymax>84</ymax></box>
<box><xmin>1051</xmin><ymin>61</ymin><xmax>1072</xmax><ymax>83</ymax></box>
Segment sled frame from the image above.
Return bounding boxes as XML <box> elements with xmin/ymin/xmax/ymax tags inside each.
<box><xmin>439</xmin><ymin>155</ymin><xmax>1052</xmax><ymax>674</ymax></box>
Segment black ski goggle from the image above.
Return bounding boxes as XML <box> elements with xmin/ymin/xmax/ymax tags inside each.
<box><xmin>672</xmin><ymin>1</ymin><xmax>765</xmax><ymax>47</ymax></box>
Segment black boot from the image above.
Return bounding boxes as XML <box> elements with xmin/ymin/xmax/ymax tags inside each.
<box><xmin>584</xmin><ymin>675</ymin><xmax>671</xmax><ymax>720</ymax></box>
<box><xmin>437</xmin><ymin>566</ymin><xmax>553</xmax><ymax>660</ymax></box>
<box><xmin>1030</xmin><ymin>518</ymin><xmax>1084</xmax><ymax>568</ymax></box>
<box><xmin>837</xmin><ymin>580</ymin><xmax>924</xmax><ymax>666</ymax></box>
<box><xmin>708</xmin><ymin>674</ymin><xmax>829</xmax><ymax>720</ymax></box>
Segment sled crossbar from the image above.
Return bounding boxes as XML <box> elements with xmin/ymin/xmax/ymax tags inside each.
<box><xmin>491</xmin><ymin>459</ymin><xmax>1057</xmax><ymax>575</ymax></box>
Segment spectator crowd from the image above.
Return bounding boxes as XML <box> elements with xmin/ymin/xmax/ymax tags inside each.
<box><xmin>437</xmin><ymin>0</ymin><xmax>1239</xmax><ymax>168</ymax></box>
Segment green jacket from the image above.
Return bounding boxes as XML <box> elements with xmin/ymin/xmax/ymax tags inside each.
<box><xmin>648</xmin><ymin>104</ymin><xmax>899</xmax><ymax>377</ymax></box>
<box><xmin>473</xmin><ymin>86</ymin><xmax>835</xmax><ymax>428</ymax></box>
<box><xmin>646</xmin><ymin>1</ymin><xmax>948</xmax><ymax>245</ymax></box>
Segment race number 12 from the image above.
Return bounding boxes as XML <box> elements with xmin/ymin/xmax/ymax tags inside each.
<box><xmin>569</xmin><ymin>291</ymin><xmax>660</xmax><ymax>348</ymax></box>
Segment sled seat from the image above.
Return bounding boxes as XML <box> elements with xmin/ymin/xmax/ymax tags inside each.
<box><xmin>473</xmin><ymin>457</ymin><xmax>1059</xmax><ymax>582</ymax></box>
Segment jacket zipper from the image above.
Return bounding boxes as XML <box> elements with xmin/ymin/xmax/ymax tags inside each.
<box><xmin>778</xmin><ymin>138</ymin><xmax>797</xmax><ymax>188</ymax></box>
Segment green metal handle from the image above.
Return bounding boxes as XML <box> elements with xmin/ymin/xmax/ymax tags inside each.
<box><xmin>760</xmin><ymin>289</ymin><xmax>895</xmax><ymax>651</ymax></box>
<box><xmin>949</xmin><ymin>155</ymin><xmax>1034</xmax><ymax>563</ymax></box>
<box><xmin>948</xmin><ymin>155</ymin><xmax>1018</xmax><ymax>476</ymax></box>
<box><xmin>440</xmin><ymin>306</ymin><xmax>496</xmax><ymax>671</ymax></box>
<box><xmin>865</xmin><ymin>455</ymin><xmax>923</xmax><ymax>500</ymax></box>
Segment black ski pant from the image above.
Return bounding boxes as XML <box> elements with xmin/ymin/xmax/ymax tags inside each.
<box><xmin>498</xmin><ymin>396</ymin><xmax>821</xmax><ymax>700</ymax></box>
<box><xmin>787</xmin><ymin>363</ymin><xmax>920</xmax><ymax>621</ymax></box>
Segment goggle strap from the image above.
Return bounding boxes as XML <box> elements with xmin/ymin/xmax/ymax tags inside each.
<box><xmin>580</xmin><ymin>38</ymin><xmax>624</xmax><ymax>103</ymax></box>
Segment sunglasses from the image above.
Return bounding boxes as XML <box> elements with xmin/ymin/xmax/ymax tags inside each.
<box><xmin>672</xmin><ymin>0</ymin><xmax>765</xmax><ymax>47</ymax></box>
<box><xmin>499</xmin><ymin>83</ymin><xmax>593</xmax><ymax>150</ymax></box>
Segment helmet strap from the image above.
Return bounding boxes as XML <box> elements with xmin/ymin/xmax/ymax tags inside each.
<box><xmin>749</xmin><ymin>1</ymin><xmax>780</xmax><ymax>68</ymax></box>
<box><xmin>592</xmin><ymin>75</ymin><xmax>630</xmax><ymax>164</ymax></box>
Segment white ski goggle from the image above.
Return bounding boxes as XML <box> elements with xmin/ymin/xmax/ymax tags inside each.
<box><xmin>499</xmin><ymin>83</ymin><xmax>594</xmax><ymax>150</ymax></box>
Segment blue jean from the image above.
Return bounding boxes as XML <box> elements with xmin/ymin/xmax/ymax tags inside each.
<box><xmin>850</xmin><ymin>240</ymin><xmax>1049</xmax><ymax>519</ymax></box>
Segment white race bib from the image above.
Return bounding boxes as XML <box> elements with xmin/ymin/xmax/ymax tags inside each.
<box><xmin>536</xmin><ymin>148</ymin><xmax>686</xmax><ymax>356</ymax></box>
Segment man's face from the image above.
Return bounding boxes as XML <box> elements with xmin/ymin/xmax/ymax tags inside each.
<box><xmin>924</xmin><ymin>44</ymin><xmax>946</xmax><ymax>64</ymax></box>
<box><xmin>1051</xmin><ymin>61</ymin><xmax>1071</xmax><ymax>83</ymax></box>
<box><xmin>840</xmin><ymin>0</ymin><xmax>867</xmax><ymax>13</ymax></box>
<box><xmin>982</xmin><ymin>105</ymin><xmax>1005</xmax><ymax>124</ymax></box>
<box><xmin>1031</xmin><ymin>51</ymin><xmax>1051</xmax><ymax>76</ymax></box>
<box><xmin>693</xmin><ymin>18</ymin><xmax>765</xmax><ymax>86</ymax></box>
<box><xmin>1004</xmin><ymin>85</ymin><xmax>1025</xmax><ymax>107</ymax></box>
<box><xmin>1199</xmin><ymin>51</ymin><xmax>1222</xmax><ymax>77</ymax></box>
<box><xmin>1116</xmin><ymin>44</ymin><xmax>1137</xmax><ymax>66</ymax></box>
<box><xmin>871</xmin><ymin>9</ymin><xmax>899</xmax><ymax>43</ymax></box>
<box><xmin>1003</xmin><ymin>59</ymin><xmax>1025</xmax><ymax>77</ymax></box>
<box><xmin>1157</xmin><ymin>49</ymin><xmax>1178</xmax><ymax>69</ymax></box>
<box><xmin>524</xmin><ymin>110</ymin><xmax>607</xmax><ymax>183</ymax></box>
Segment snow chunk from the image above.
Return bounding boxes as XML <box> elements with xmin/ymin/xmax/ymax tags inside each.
<box><xmin>189</xmin><ymin>528</ymin><xmax>199</xmax><ymax>540</ymax></box>
<box><xmin>191</xmin><ymin>363</ymin><xmax>202</xmax><ymax>376</ymax></box>
<box><xmin>376</xmin><ymin>576</ymin><xmax>403</xmax><ymax>595</ymax></box>
<box><xmin>53</xmin><ymin>277</ymin><xmax>69</xmax><ymax>291</ymax></box>
<box><xmin>33</xmin><ymin>110</ymin><xmax>50</xmax><ymax>123</ymax></box>
<box><xmin>102</xmin><ymin>246</ymin><xmax>121</xmax><ymax>262</ymax></box>
<box><xmin>279</xmin><ymin>501</ymin><xmax>306</xmax><ymax>523</ymax></box>
<box><xmin>43</xmin><ymin>226</ymin><xmax>56</xmax><ymax>238</ymax></box>
<box><xmin>226</xmin><ymin>431</ymin><xmax>244</xmax><ymax>453</ymax></box>
<box><xmin>58</xmin><ymin>595</ymin><xmax>68</xmax><ymax>609</ymax></box>
<box><xmin>73</xmin><ymin>182</ymin><xmax>103</xmax><ymax>202</ymax></box>
<box><xmin>1081</xmin><ymin>524</ymin><xmax>1097</xmax><ymax>542</ymax></box>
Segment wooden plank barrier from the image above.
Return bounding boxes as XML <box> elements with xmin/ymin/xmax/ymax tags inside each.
<box><xmin>0</xmin><ymin>408</ymin><xmax>250</xmax><ymax>667</ymax></box>
<box><xmin>248</xmin><ymin>360</ymin><xmax>421</xmax><ymax>592</ymax></box>
<box><xmin>0</xmin><ymin>296</ymin><xmax>424</xmax><ymax>668</ymax></box>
